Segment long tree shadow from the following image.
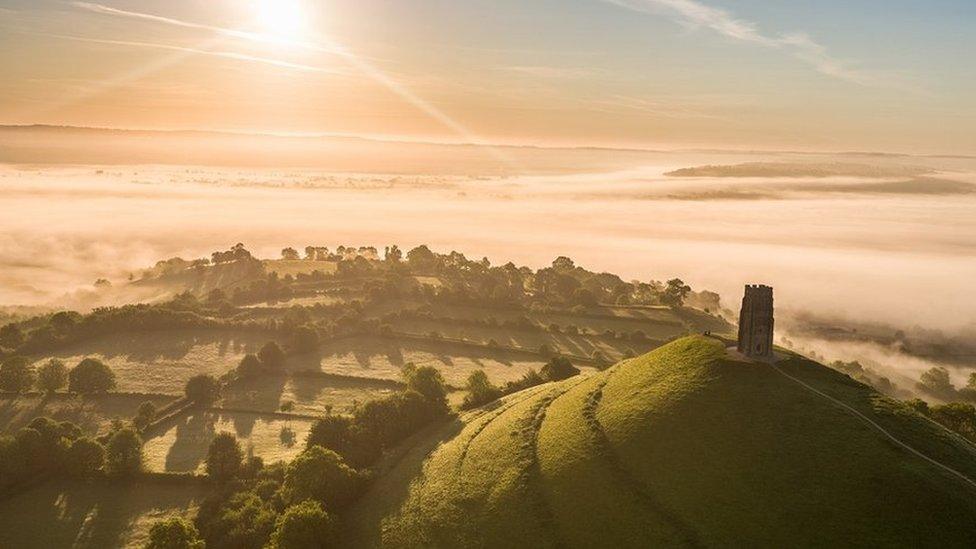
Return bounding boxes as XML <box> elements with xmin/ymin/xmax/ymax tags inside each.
<box><xmin>0</xmin><ymin>480</ymin><xmax>207</xmax><ymax>549</ymax></box>
<box><xmin>45</xmin><ymin>330</ymin><xmax>268</xmax><ymax>365</ymax></box>
<box><xmin>164</xmin><ymin>411</ymin><xmax>217</xmax><ymax>473</ymax></box>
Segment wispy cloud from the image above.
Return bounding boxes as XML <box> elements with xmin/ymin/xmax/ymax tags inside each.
<box><xmin>43</xmin><ymin>33</ymin><xmax>341</xmax><ymax>74</ymax></box>
<box><xmin>601</xmin><ymin>0</ymin><xmax>906</xmax><ymax>88</ymax></box>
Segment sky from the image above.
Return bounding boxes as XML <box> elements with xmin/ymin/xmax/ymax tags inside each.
<box><xmin>0</xmin><ymin>0</ymin><xmax>974</xmax><ymax>153</ymax></box>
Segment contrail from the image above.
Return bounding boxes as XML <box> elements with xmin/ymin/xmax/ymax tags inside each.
<box><xmin>44</xmin><ymin>33</ymin><xmax>343</xmax><ymax>74</ymax></box>
<box><xmin>70</xmin><ymin>1</ymin><xmax>515</xmax><ymax>163</ymax></box>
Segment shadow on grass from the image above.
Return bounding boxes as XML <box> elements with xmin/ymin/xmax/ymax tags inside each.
<box><xmin>0</xmin><ymin>480</ymin><xmax>206</xmax><ymax>548</ymax></box>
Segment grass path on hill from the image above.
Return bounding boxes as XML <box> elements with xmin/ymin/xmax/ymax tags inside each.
<box><xmin>454</xmin><ymin>384</ymin><xmax>550</xmax><ymax>474</ymax></box>
<box><xmin>537</xmin><ymin>371</ymin><xmax>692</xmax><ymax>547</ymax></box>
<box><xmin>768</xmin><ymin>357</ymin><xmax>976</xmax><ymax>492</ymax></box>
<box><xmin>580</xmin><ymin>367</ymin><xmax>702</xmax><ymax>547</ymax></box>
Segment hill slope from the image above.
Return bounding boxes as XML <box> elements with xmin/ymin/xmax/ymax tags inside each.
<box><xmin>346</xmin><ymin>336</ymin><xmax>976</xmax><ymax>548</ymax></box>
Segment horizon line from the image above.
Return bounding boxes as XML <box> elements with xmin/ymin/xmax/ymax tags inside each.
<box><xmin>1</xmin><ymin>123</ymin><xmax>973</xmax><ymax>160</ymax></box>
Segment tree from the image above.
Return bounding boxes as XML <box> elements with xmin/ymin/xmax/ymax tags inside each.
<box><xmin>463</xmin><ymin>370</ymin><xmax>501</xmax><ymax>408</ymax></box>
<box><xmin>281</xmin><ymin>247</ymin><xmax>300</xmax><ymax>261</ymax></box>
<box><xmin>0</xmin><ymin>323</ymin><xmax>24</xmax><ymax>349</ymax></box>
<box><xmin>237</xmin><ymin>354</ymin><xmax>263</xmax><ymax>379</ymax></box>
<box><xmin>661</xmin><ymin>278</ymin><xmax>692</xmax><ymax>308</ymax></box>
<box><xmin>401</xmin><ymin>363</ymin><xmax>447</xmax><ymax>410</ymax></box>
<box><xmin>66</xmin><ymin>437</ymin><xmax>105</xmax><ymax>477</ymax></box>
<box><xmin>0</xmin><ymin>356</ymin><xmax>34</xmax><ymax>393</ymax></box>
<box><xmin>69</xmin><ymin>358</ymin><xmax>117</xmax><ymax>394</ymax></box>
<box><xmin>541</xmin><ymin>356</ymin><xmax>580</xmax><ymax>382</ymax></box>
<box><xmin>406</xmin><ymin>245</ymin><xmax>436</xmax><ymax>270</ymax></box>
<box><xmin>384</xmin><ymin>244</ymin><xmax>402</xmax><ymax>263</ymax></box>
<box><xmin>206</xmin><ymin>491</ymin><xmax>277</xmax><ymax>549</ymax></box>
<box><xmin>105</xmin><ymin>427</ymin><xmax>143</xmax><ymax>475</ymax></box>
<box><xmin>185</xmin><ymin>375</ymin><xmax>221</xmax><ymax>406</ymax></box>
<box><xmin>281</xmin><ymin>446</ymin><xmax>361</xmax><ymax>507</ymax></box>
<box><xmin>552</xmin><ymin>256</ymin><xmax>576</xmax><ymax>272</ymax></box>
<box><xmin>146</xmin><ymin>516</ymin><xmax>205</xmax><ymax>549</ymax></box>
<box><xmin>269</xmin><ymin>500</ymin><xmax>336</xmax><ymax>549</ymax></box>
<box><xmin>930</xmin><ymin>403</ymin><xmax>976</xmax><ymax>442</ymax></box>
<box><xmin>917</xmin><ymin>367</ymin><xmax>956</xmax><ymax>400</ymax></box>
<box><xmin>134</xmin><ymin>401</ymin><xmax>157</xmax><ymax>431</ymax></box>
<box><xmin>206</xmin><ymin>432</ymin><xmax>244</xmax><ymax>481</ymax></box>
<box><xmin>36</xmin><ymin>359</ymin><xmax>68</xmax><ymax>393</ymax></box>
<box><xmin>258</xmin><ymin>342</ymin><xmax>286</xmax><ymax>370</ymax></box>
<box><xmin>572</xmin><ymin>288</ymin><xmax>598</xmax><ymax>307</ymax></box>
<box><xmin>49</xmin><ymin>311</ymin><xmax>81</xmax><ymax>331</ymax></box>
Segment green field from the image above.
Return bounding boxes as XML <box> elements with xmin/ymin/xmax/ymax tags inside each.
<box><xmin>221</xmin><ymin>374</ymin><xmax>397</xmax><ymax>416</ymax></box>
<box><xmin>304</xmin><ymin>336</ymin><xmax>549</xmax><ymax>386</ymax></box>
<box><xmin>0</xmin><ymin>480</ymin><xmax>207</xmax><ymax>548</ymax></box>
<box><xmin>35</xmin><ymin>330</ymin><xmax>270</xmax><ymax>395</ymax></box>
<box><xmin>263</xmin><ymin>259</ymin><xmax>338</xmax><ymax>277</ymax></box>
<box><xmin>0</xmin><ymin>393</ymin><xmax>177</xmax><ymax>436</ymax></box>
<box><xmin>345</xmin><ymin>336</ymin><xmax>976</xmax><ymax>547</ymax></box>
<box><xmin>388</xmin><ymin>317</ymin><xmax>655</xmax><ymax>361</ymax></box>
<box><xmin>143</xmin><ymin>410</ymin><xmax>315</xmax><ymax>473</ymax></box>
<box><xmin>242</xmin><ymin>293</ymin><xmax>349</xmax><ymax>309</ymax></box>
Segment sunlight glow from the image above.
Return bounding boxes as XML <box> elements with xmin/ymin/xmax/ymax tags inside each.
<box><xmin>253</xmin><ymin>0</ymin><xmax>307</xmax><ymax>38</ymax></box>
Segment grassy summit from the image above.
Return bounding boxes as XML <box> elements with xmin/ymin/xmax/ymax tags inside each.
<box><xmin>346</xmin><ymin>336</ymin><xmax>976</xmax><ymax>548</ymax></box>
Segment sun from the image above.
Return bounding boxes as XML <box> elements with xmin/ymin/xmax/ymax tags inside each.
<box><xmin>253</xmin><ymin>0</ymin><xmax>307</xmax><ymax>38</ymax></box>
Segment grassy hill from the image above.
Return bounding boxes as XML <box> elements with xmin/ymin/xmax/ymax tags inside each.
<box><xmin>345</xmin><ymin>336</ymin><xmax>976</xmax><ymax>548</ymax></box>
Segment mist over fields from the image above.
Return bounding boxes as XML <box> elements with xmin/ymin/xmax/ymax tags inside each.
<box><xmin>1</xmin><ymin>127</ymin><xmax>974</xmax><ymax>385</ymax></box>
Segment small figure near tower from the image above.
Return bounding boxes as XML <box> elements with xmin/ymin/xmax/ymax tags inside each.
<box><xmin>737</xmin><ymin>284</ymin><xmax>774</xmax><ymax>358</ymax></box>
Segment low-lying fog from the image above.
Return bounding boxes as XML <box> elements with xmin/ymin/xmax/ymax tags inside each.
<box><xmin>2</xmin><ymin>148</ymin><xmax>974</xmax><ymax>383</ymax></box>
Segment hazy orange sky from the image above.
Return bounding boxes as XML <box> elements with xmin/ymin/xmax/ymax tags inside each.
<box><xmin>1</xmin><ymin>0</ymin><xmax>974</xmax><ymax>153</ymax></box>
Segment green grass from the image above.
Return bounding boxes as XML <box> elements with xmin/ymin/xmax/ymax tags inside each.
<box><xmin>35</xmin><ymin>330</ymin><xmax>269</xmax><ymax>395</ymax></box>
<box><xmin>0</xmin><ymin>480</ymin><xmax>206</xmax><ymax>548</ymax></box>
<box><xmin>307</xmin><ymin>336</ymin><xmax>547</xmax><ymax>386</ymax></box>
<box><xmin>346</xmin><ymin>336</ymin><xmax>976</xmax><ymax>548</ymax></box>
<box><xmin>221</xmin><ymin>374</ymin><xmax>396</xmax><ymax>416</ymax></box>
<box><xmin>387</xmin><ymin>317</ymin><xmax>653</xmax><ymax>361</ymax></box>
<box><xmin>143</xmin><ymin>410</ymin><xmax>314</xmax><ymax>473</ymax></box>
<box><xmin>241</xmin><ymin>293</ymin><xmax>349</xmax><ymax>308</ymax></box>
<box><xmin>0</xmin><ymin>393</ymin><xmax>177</xmax><ymax>436</ymax></box>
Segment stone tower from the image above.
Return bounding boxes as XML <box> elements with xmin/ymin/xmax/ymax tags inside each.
<box><xmin>737</xmin><ymin>284</ymin><xmax>774</xmax><ymax>358</ymax></box>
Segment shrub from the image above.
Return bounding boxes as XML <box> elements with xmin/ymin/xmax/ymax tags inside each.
<box><xmin>269</xmin><ymin>500</ymin><xmax>336</xmax><ymax>549</ymax></box>
<box><xmin>0</xmin><ymin>356</ymin><xmax>34</xmax><ymax>393</ymax></box>
<box><xmin>185</xmin><ymin>375</ymin><xmax>221</xmax><ymax>406</ymax></box>
<box><xmin>541</xmin><ymin>356</ymin><xmax>580</xmax><ymax>382</ymax></box>
<box><xmin>146</xmin><ymin>516</ymin><xmax>204</xmax><ymax>549</ymax></box>
<box><xmin>68</xmin><ymin>358</ymin><xmax>116</xmax><ymax>394</ymax></box>
<box><xmin>463</xmin><ymin>370</ymin><xmax>501</xmax><ymax>409</ymax></box>
<box><xmin>206</xmin><ymin>432</ymin><xmax>243</xmax><ymax>481</ymax></box>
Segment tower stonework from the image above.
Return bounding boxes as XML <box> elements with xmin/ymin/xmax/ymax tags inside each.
<box><xmin>737</xmin><ymin>285</ymin><xmax>774</xmax><ymax>358</ymax></box>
